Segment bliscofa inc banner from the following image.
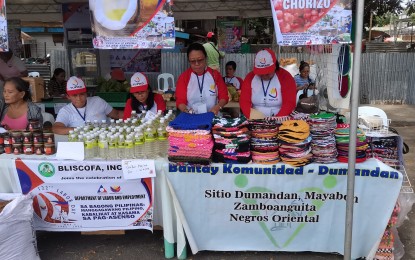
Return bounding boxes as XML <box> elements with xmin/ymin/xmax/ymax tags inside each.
<box><xmin>270</xmin><ymin>0</ymin><xmax>352</xmax><ymax>45</ymax></box>
<box><xmin>14</xmin><ymin>159</ymin><xmax>153</xmax><ymax>232</ymax></box>
<box><xmin>165</xmin><ymin>158</ymin><xmax>402</xmax><ymax>259</ymax></box>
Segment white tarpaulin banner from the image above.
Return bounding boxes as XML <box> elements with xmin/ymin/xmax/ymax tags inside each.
<box><xmin>13</xmin><ymin>159</ymin><xmax>154</xmax><ymax>232</ymax></box>
<box><xmin>270</xmin><ymin>0</ymin><xmax>352</xmax><ymax>45</ymax></box>
<box><xmin>165</xmin><ymin>158</ymin><xmax>402</xmax><ymax>259</ymax></box>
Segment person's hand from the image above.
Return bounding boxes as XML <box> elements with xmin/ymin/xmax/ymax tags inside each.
<box><xmin>210</xmin><ymin>104</ymin><xmax>221</xmax><ymax>115</ymax></box>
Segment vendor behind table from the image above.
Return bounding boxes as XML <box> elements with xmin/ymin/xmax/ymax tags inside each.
<box><xmin>52</xmin><ymin>76</ymin><xmax>123</xmax><ymax>135</ymax></box>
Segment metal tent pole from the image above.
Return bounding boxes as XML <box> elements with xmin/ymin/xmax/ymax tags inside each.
<box><xmin>344</xmin><ymin>0</ymin><xmax>365</xmax><ymax>258</ymax></box>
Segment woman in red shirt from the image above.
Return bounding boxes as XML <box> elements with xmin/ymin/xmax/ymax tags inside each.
<box><xmin>175</xmin><ymin>43</ymin><xmax>228</xmax><ymax>115</ymax></box>
<box><xmin>123</xmin><ymin>72</ymin><xmax>166</xmax><ymax>120</ymax></box>
<box><xmin>239</xmin><ymin>48</ymin><xmax>296</xmax><ymax>118</ymax></box>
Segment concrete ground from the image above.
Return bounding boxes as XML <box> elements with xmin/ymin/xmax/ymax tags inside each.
<box><xmin>36</xmin><ymin>105</ymin><xmax>415</xmax><ymax>260</ymax></box>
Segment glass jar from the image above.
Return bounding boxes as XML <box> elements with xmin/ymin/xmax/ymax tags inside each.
<box><xmin>22</xmin><ymin>131</ymin><xmax>33</xmax><ymax>144</ymax></box>
<box><xmin>34</xmin><ymin>143</ymin><xmax>44</xmax><ymax>155</ymax></box>
<box><xmin>27</xmin><ymin>119</ymin><xmax>41</xmax><ymax>131</ymax></box>
<box><xmin>43</xmin><ymin>132</ymin><xmax>54</xmax><ymax>144</ymax></box>
<box><xmin>44</xmin><ymin>143</ymin><xmax>55</xmax><ymax>155</ymax></box>
<box><xmin>12</xmin><ymin>143</ymin><xmax>22</xmax><ymax>155</ymax></box>
<box><xmin>33</xmin><ymin>131</ymin><xmax>43</xmax><ymax>144</ymax></box>
<box><xmin>3</xmin><ymin>133</ymin><xmax>12</xmax><ymax>145</ymax></box>
<box><xmin>4</xmin><ymin>144</ymin><xmax>11</xmax><ymax>154</ymax></box>
<box><xmin>23</xmin><ymin>144</ymin><xmax>33</xmax><ymax>155</ymax></box>
<box><xmin>11</xmin><ymin>131</ymin><xmax>23</xmax><ymax>144</ymax></box>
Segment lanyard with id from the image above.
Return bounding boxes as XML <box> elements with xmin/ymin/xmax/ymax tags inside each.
<box><xmin>225</xmin><ymin>76</ymin><xmax>234</xmax><ymax>85</ymax></box>
<box><xmin>73</xmin><ymin>103</ymin><xmax>86</xmax><ymax>122</ymax></box>
<box><xmin>261</xmin><ymin>76</ymin><xmax>273</xmax><ymax>105</ymax></box>
<box><xmin>195</xmin><ymin>72</ymin><xmax>205</xmax><ymax>102</ymax></box>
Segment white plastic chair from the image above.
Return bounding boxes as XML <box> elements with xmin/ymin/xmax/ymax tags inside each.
<box><xmin>42</xmin><ymin>112</ymin><xmax>55</xmax><ymax>124</ymax></box>
<box><xmin>157</xmin><ymin>73</ymin><xmax>175</xmax><ymax>92</ymax></box>
<box><xmin>28</xmin><ymin>72</ymin><xmax>40</xmax><ymax>77</ymax></box>
<box><xmin>358</xmin><ymin>106</ymin><xmax>389</xmax><ymax>129</ymax></box>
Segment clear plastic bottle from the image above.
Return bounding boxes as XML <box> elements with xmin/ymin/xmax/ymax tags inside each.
<box><xmin>144</xmin><ymin>127</ymin><xmax>155</xmax><ymax>158</ymax></box>
<box><xmin>134</xmin><ymin>131</ymin><xmax>145</xmax><ymax>159</ymax></box>
<box><xmin>101</xmin><ymin>119</ymin><xmax>107</xmax><ymax>129</ymax></box>
<box><xmin>130</xmin><ymin>110</ymin><xmax>138</xmax><ymax>120</ymax></box>
<box><xmin>85</xmin><ymin>120</ymin><xmax>92</xmax><ymax>130</ymax></box>
<box><xmin>157</xmin><ymin>126</ymin><xmax>168</xmax><ymax>157</ymax></box>
<box><xmin>108</xmin><ymin>135</ymin><xmax>117</xmax><ymax>160</ymax></box>
<box><xmin>85</xmin><ymin>135</ymin><xmax>95</xmax><ymax>159</ymax></box>
<box><xmin>98</xmin><ymin>134</ymin><xmax>108</xmax><ymax>159</ymax></box>
<box><xmin>125</xmin><ymin>135</ymin><xmax>134</xmax><ymax>158</ymax></box>
<box><xmin>117</xmin><ymin>135</ymin><xmax>125</xmax><ymax>159</ymax></box>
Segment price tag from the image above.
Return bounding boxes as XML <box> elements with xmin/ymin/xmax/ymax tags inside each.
<box><xmin>122</xmin><ymin>159</ymin><xmax>156</xmax><ymax>179</ymax></box>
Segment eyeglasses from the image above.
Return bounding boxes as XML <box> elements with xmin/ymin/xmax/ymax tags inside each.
<box><xmin>189</xmin><ymin>58</ymin><xmax>205</xmax><ymax>65</ymax></box>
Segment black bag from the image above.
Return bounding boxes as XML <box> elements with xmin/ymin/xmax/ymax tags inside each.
<box><xmin>296</xmin><ymin>85</ymin><xmax>319</xmax><ymax>114</ymax></box>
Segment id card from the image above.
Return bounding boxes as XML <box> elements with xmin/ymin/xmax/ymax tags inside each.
<box><xmin>195</xmin><ymin>102</ymin><xmax>207</xmax><ymax>114</ymax></box>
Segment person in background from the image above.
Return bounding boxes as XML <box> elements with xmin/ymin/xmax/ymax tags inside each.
<box><xmin>110</xmin><ymin>67</ymin><xmax>126</xmax><ymax>83</ymax></box>
<box><xmin>48</xmin><ymin>68</ymin><xmax>66</xmax><ymax>97</ymax></box>
<box><xmin>0</xmin><ymin>77</ymin><xmax>42</xmax><ymax>130</ymax></box>
<box><xmin>239</xmin><ymin>48</ymin><xmax>297</xmax><ymax>118</ymax></box>
<box><xmin>203</xmin><ymin>32</ymin><xmax>225</xmax><ymax>71</ymax></box>
<box><xmin>294</xmin><ymin>61</ymin><xmax>315</xmax><ymax>92</ymax></box>
<box><xmin>0</xmin><ymin>51</ymin><xmax>28</xmax><ymax>94</ymax></box>
<box><xmin>176</xmin><ymin>43</ymin><xmax>228</xmax><ymax>115</ymax></box>
<box><xmin>123</xmin><ymin>72</ymin><xmax>166</xmax><ymax>120</ymax></box>
<box><xmin>52</xmin><ymin>76</ymin><xmax>123</xmax><ymax>135</ymax></box>
<box><xmin>223</xmin><ymin>61</ymin><xmax>244</xmax><ymax>90</ymax></box>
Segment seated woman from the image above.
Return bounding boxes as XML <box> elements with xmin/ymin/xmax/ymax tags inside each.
<box><xmin>223</xmin><ymin>61</ymin><xmax>243</xmax><ymax>90</ymax></box>
<box><xmin>48</xmin><ymin>68</ymin><xmax>66</xmax><ymax>97</ymax></box>
<box><xmin>123</xmin><ymin>72</ymin><xmax>166</xmax><ymax>120</ymax></box>
<box><xmin>0</xmin><ymin>77</ymin><xmax>42</xmax><ymax>130</ymax></box>
<box><xmin>239</xmin><ymin>48</ymin><xmax>297</xmax><ymax>118</ymax></box>
<box><xmin>176</xmin><ymin>43</ymin><xmax>228</xmax><ymax>115</ymax></box>
<box><xmin>294</xmin><ymin>61</ymin><xmax>315</xmax><ymax>92</ymax></box>
<box><xmin>52</xmin><ymin>76</ymin><xmax>123</xmax><ymax>134</ymax></box>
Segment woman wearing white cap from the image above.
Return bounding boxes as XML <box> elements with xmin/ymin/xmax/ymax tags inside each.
<box><xmin>123</xmin><ymin>72</ymin><xmax>166</xmax><ymax>120</ymax></box>
<box><xmin>176</xmin><ymin>43</ymin><xmax>228</xmax><ymax>115</ymax></box>
<box><xmin>52</xmin><ymin>76</ymin><xmax>123</xmax><ymax>135</ymax></box>
<box><xmin>239</xmin><ymin>48</ymin><xmax>297</xmax><ymax>118</ymax></box>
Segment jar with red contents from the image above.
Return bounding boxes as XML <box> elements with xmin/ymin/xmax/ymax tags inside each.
<box><xmin>44</xmin><ymin>143</ymin><xmax>55</xmax><ymax>155</ymax></box>
<box><xmin>43</xmin><ymin>132</ymin><xmax>54</xmax><ymax>144</ymax></box>
<box><xmin>3</xmin><ymin>133</ymin><xmax>12</xmax><ymax>145</ymax></box>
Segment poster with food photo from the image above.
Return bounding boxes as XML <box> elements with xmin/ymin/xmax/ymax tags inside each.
<box><xmin>270</xmin><ymin>0</ymin><xmax>352</xmax><ymax>46</ymax></box>
<box><xmin>89</xmin><ymin>0</ymin><xmax>175</xmax><ymax>49</ymax></box>
<box><xmin>0</xmin><ymin>0</ymin><xmax>8</xmax><ymax>52</ymax></box>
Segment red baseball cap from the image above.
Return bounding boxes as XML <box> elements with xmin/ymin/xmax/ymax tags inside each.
<box><xmin>66</xmin><ymin>76</ymin><xmax>87</xmax><ymax>96</ymax></box>
<box><xmin>130</xmin><ymin>72</ymin><xmax>149</xmax><ymax>93</ymax></box>
<box><xmin>207</xmin><ymin>32</ymin><xmax>215</xmax><ymax>38</ymax></box>
<box><xmin>253</xmin><ymin>48</ymin><xmax>277</xmax><ymax>75</ymax></box>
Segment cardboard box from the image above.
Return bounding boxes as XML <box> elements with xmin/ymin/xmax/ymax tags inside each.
<box><xmin>22</xmin><ymin>77</ymin><xmax>44</xmax><ymax>102</ymax></box>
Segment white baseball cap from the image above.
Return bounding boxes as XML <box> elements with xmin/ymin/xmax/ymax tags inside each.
<box><xmin>66</xmin><ymin>76</ymin><xmax>86</xmax><ymax>95</ymax></box>
<box><xmin>254</xmin><ymin>48</ymin><xmax>277</xmax><ymax>75</ymax></box>
<box><xmin>130</xmin><ymin>72</ymin><xmax>149</xmax><ymax>93</ymax></box>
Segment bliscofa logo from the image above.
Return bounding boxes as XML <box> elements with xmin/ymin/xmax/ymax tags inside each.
<box><xmin>38</xmin><ymin>162</ymin><xmax>56</xmax><ymax>177</ymax></box>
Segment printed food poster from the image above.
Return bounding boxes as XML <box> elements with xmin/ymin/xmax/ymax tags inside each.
<box><xmin>89</xmin><ymin>0</ymin><xmax>175</xmax><ymax>49</ymax></box>
<box><xmin>217</xmin><ymin>17</ymin><xmax>242</xmax><ymax>53</ymax></box>
<box><xmin>0</xmin><ymin>0</ymin><xmax>8</xmax><ymax>51</ymax></box>
<box><xmin>270</xmin><ymin>0</ymin><xmax>352</xmax><ymax>46</ymax></box>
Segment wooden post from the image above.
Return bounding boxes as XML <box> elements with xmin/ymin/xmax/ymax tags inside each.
<box><xmin>368</xmin><ymin>12</ymin><xmax>373</xmax><ymax>42</ymax></box>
